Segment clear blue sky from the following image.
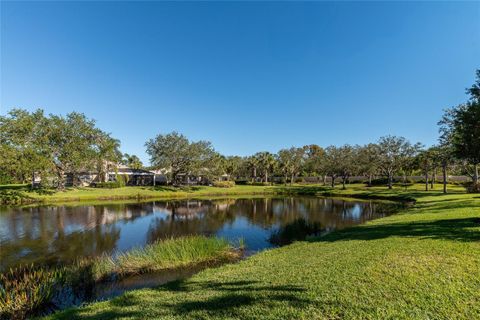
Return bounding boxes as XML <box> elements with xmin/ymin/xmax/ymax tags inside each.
<box><xmin>1</xmin><ymin>1</ymin><xmax>479</xmax><ymax>164</ymax></box>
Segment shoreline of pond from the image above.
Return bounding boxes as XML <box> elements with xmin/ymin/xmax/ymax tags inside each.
<box><xmin>0</xmin><ymin>184</ymin><xmax>419</xmax><ymax>209</ymax></box>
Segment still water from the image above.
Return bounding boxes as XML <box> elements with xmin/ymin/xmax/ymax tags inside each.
<box><xmin>0</xmin><ymin>197</ymin><xmax>397</xmax><ymax>270</ymax></box>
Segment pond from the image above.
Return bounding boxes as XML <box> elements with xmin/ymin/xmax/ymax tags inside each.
<box><xmin>0</xmin><ymin>196</ymin><xmax>399</xmax><ymax>271</ymax></box>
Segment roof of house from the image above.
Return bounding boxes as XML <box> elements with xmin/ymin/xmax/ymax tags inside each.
<box><xmin>110</xmin><ymin>168</ymin><xmax>154</xmax><ymax>175</ymax></box>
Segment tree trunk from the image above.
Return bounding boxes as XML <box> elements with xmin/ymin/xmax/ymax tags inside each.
<box><xmin>290</xmin><ymin>173</ymin><xmax>294</xmax><ymax>186</ymax></box>
<box><xmin>424</xmin><ymin>165</ymin><xmax>429</xmax><ymax>191</ymax></box>
<box><xmin>265</xmin><ymin>170</ymin><xmax>268</xmax><ymax>184</ymax></box>
<box><xmin>284</xmin><ymin>173</ymin><xmax>288</xmax><ymax>186</ymax></box>
<box><xmin>368</xmin><ymin>174</ymin><xmax>372</xmax><ymax>187</ymax></box>
<box><xmin>323</xmin><ymin>175</ymin><xmax>327</xmax><ymax>185</ymax></box>
<box><xmin>474</xmin><ymin>163</ymin><xmax>479</xmax><ymax>184</ymax></box>
<box><xmin>442</xmin><ymin>161</ymin><xmax>447</xmax><ymax>194</ymax></box>
<box><xmin>342</xmin><ymin>177</ymin><xmax>346</xmax><ymax>190</ymax></box>
<box><xmin>388</xmin><ymin>174</ymin><xmax>393</xmax><ymax>189</ymax></box>
<box><xmin>431</xmin><ymin>168</ymin><xmax>435</xmax><ymax>189</ymax></box>
<box><xmin>331</xmin><ymin>176</ymin><xmax>335</xmax><ymax>188</ymax></box>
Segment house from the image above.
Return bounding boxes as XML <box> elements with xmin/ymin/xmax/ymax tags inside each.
<box><xmin>108</xmin><ymin>167</ymin><xmax>155</xmax><ymax>186</ymax></box>
<box><xmin>149</xmin><ymin>169</ymin><xmax>169</xmax><ymax>185</ymax></box>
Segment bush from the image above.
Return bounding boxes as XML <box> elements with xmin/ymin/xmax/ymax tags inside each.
<box><xmin>368</xmin><ymin>178</ymin><xmax>390</xmax><ymax>186</ymax></box>
<box><xmin>247</xmin><ymin>182</ymin><xmax>270</xmax><ymax>186</ymax></box>
<box><xmin>213</xmin><ymin>180</ymin><xmax>235</xmax><ymax>188</ymax></box>
<box><xmin>116</xmin><ymin>174</ymin><xmax>129</xmax><ymax>187</ymax></box>
<box><xmin>0</xmin><ymin>190</ymin><xmax>30</xmax><ymax>205</ymax></box>
<box><xmin>94</xmin><ymin>181</ymin><xmax>122</xmax><ymax>189</ymax></box>
<box><xmin>465</xmin><ymin>182</ymin><xmax>480</xmax><ymax>193</ymax></box>
<box><xmin>234</xmin><ymin>180</ymin><xmax>248</xmax><ymax>185</ymax></box>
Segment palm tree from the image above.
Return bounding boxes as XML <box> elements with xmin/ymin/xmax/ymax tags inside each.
<box><xmin>247</xmin><ymin>156</ymin><xmax>259</xmax><ymax>183</ymax></box>
<box><xmin>257</xmin><ymin>152</ymin><xmax>277</xmax><ymax>184</ymax></box>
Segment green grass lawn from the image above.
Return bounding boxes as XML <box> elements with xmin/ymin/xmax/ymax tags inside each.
<box><xmin>1</xmin><ymin>182</ymin><xmax>469</xmax><ymax>205</ymax></box>
<box><xmin>42</xmin><ymin>185</ymin><xmax>480</xmax><ymax>320</ymax></box>
<box><xmin>4</xmin><ymin>185</ymin><xmax>278</xmax><ymax>204</ymax></box>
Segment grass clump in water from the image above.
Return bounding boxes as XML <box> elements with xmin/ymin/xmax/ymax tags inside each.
<box><xmin>106</xmin><ymin>236</ymin><xmax>239</xmax><ymax>277</ymax></box>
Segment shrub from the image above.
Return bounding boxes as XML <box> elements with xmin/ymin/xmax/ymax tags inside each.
<box><xmin>234</xmin><ymin>180</ymin><xmax>248</xmax><ymax>185</ymax></box>
<box><xmin>368</xmin><ymin>178</ymin><xmax>391</xmax><ymax>186</ymax></box>
<box><xmin>213</xmin><ymin>180</ymin><xmax>235</xmax><ymax>188</ymax></box>
<box><xmin>0</xmin><ymin>173</ymin><xmax>14</xmax><ymax>185</ymax></box>
<box><xmin>247</xmin><ymin>182</ymin><xmax>270</xmax><ymax>186</ymax></box>
<box><xmin>465</xmin><ymin>182</ymin><xmax>480</xmax><ymax>193</ymax></box>
<box><xmin>95</xmin><ymin>181</ymin><xmax>122</xmax><ymax>189</ymax></box>
<box><xmin>0</xmin><ymin>190</ymin><xmax>31</xmax><ymax>205</ymax></box>
<box><xmin>116</xmin><ymin>174</ymin><xmax>129</xmax><ymax>187</ymax></box>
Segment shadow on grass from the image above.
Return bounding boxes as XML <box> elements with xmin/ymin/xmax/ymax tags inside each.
<box><xmin>49</xmin><ymin>280</ymin><xmax>310</xmax><ymax>319</ymax></box>
<box><xmin>150</xmin><ymin>186</ymin><xmax>203</xmax><ymax>192</ymax></box>
<box><xmin>152</xmin><ymin>186</ymin><xmax>179</xmax><ymax>192</ymax></box>
<box><xmin>311</xmin><ymin>217</ymin><xmax>480</xmax><ymax>243</ymax></box>
<box><xmin>275</xmin><ymin>185</ymin><xmax>467</xmax><ymax>203</ymax></box>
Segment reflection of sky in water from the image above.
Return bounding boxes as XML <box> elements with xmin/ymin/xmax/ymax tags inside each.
<box><xmin>116</xmin><ymin>210</ymin><xmax>170</xmax><ymax>251</ymax></box>
<box><xmin>349</xmin><ymin>205</ymin><xmax>362</xmax><ymax>220</ymax></box>
<box><xmin>216</xmin><ymin>216</ymin><xmax>274</xmax><ymax>251</ymax></box>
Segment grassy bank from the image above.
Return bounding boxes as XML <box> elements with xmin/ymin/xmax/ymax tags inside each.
<box><xmin>0</xmin><ymin>185</ymin><xmax>279</xmax><ymax>205</ymax></box>
<box><xmin>42</xmin><ymin>185</ymin><xmax>480</xmax><ymax>319</ymax></box>
<box><xmin>0</xmin><ymin>236</ymin><xmax>239</xmax><ymax>320</ymax></box>
<box><xmin>0</xmin><ymin>182</ymin><xmax>469</xmax><ymax>205</ymax></box>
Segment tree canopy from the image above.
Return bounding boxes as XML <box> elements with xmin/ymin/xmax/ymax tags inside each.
<box><xmin>145</xmin><ymin>131</ymin><xmax>217</xmax><ymax>183</ymax></box>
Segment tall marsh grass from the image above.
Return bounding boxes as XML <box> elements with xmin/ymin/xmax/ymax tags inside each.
<box><xmin>115</xmin><ymin>236</ymin><xmax>236</xmax><ymax>275</ymax></box>
<box><xmin>0</xmin><ymin>236</ymin><xmax>240</xmax><ymax>320</ymax></box>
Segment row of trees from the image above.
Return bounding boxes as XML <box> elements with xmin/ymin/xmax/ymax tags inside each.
<box><xmin>145</xmin><ymin>133</ymin><xmax>451</xmax><ymax>190</ymax></box>
<box><xmin>144</xmin><ymin>70</ymin><xmax>479</xmax><ymax>192</ymax></box>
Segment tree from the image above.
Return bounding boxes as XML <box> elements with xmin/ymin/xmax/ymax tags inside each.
<box><xmin>324</xmin><ymin>146</ymin><xmax>341</xmax><ymax>188</ymax></box>
<box><xmin>303</xmin><ymin>144</ymin><xmax>326</xmax><ymax>181</ymax></box>
<box><xmin>277</xmin><ymin>147</ymin><xmax>306</xmax><ymax>185</ymax></box>
<box><xmin>145</xmin><ymin>132</ymin><xmax>216</xmax><ymax>184</ymax></box>
<box><xmin>224</xmin><ymin>156</ymin><xmax>245</xmax><ymax>180</ymax></box>
<box><xmin>0</xmin><ymin>109</ymin><xmax>117</xmax><ymax>188</ymax></box>
<box><xmin>122</xmin><ymin>153</ymin><xmax>143</xmax><ymax>169</ymax></box>
<box><xmin>417</xmin><ymin>149</ymin><xmax>434</xmax><ymax>191</ymax></box>
<box><xmin>429</xmin><ymin>145</ymin><xmax>454</xmax><ymax>194</ymax></box>
<box><xmin>0</xmin><ymin>109</ymin><xmax>51</xmax><ymax>186</ymax></box>
<box><xmin>356</xmin><ymin>144</ymin><xmax>380</xmax><ymax>187</ymax></box>
<box><xmin>377</xmin><ymin>136</ymin><xmax>418</xmax><ymax>189</ymax></box>
<box><xmin>204</xmin><ymin>153</ymin><xmax>227</xmax><ymax>181</ymax></box>
<box><xmin>94</xmin><ymin>132</ymin><xmax>122</xmax><ymax>182</ymax></box>
<box><xmin>335</xmin><ymin>145</ymin><xmax>357</xmax><ymax>189</ymax></box>
<box><xmin>47</xmin><ymin>112</ymin><xmax>106</xmax><ymax>188</ymax></box>
<box><xmin>246</xmin><ymin>156</ymin><xmax>260</xmax><ymax>182</ymax></box>
<box><xmin>439</xmin><ymin>70</ymin><xmax>480</xmax><ymax>184</ymax></box>
<box><xmin>256</xmin><ymin>152</ymin><xmax>277</xmax><ymax>184</ymax></box>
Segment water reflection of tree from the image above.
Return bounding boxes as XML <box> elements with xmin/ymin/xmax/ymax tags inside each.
<box><xmin>1</xmin><ymin>197</ymin><xmax>394</xmax><ymax>270</ymax></box>
<box><xmin>0</xmin><ymin>203</ymin><xmax>154</xmax><ymax>270</ymax></box>
<box><xmin>144</xmin><ymin>197</ymin><xmax>390</xmax><ymax>244</ymax></box>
